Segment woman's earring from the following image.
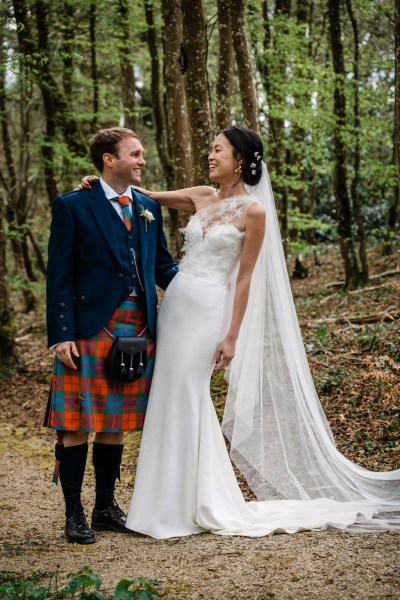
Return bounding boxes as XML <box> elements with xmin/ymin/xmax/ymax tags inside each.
<box><xmin>234</xmin><ymin>164</ymin><xmax>242</xmax><ymax>173</ymax></box>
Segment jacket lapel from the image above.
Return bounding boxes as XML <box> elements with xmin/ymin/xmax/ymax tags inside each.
<box><xmin>89</xmin><ymin>182</ymin><xmax>123</xmax><ymax>267</ymax></box>
<box><xmin>131</xmin><ymin>188</ymin><xmax>149</xmax><ymax>266</ymax></box>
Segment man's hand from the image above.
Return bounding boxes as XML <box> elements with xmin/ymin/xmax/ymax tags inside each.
<box><xmin>79</xmin><ymin>175</ymin><xmax>98</xmax><ymax>190</ymax></box>
<box><xmin>213</xmin><ymin>337</ymin><xmax>236</xmax><ymax>371</ymax></box>
<box><xmin>55</xmin><ymin>341</ymin><xmax>80</xmax><ymax>370</ymax></box>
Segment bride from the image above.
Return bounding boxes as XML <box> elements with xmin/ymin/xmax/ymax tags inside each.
<box><xmin>84</xmin><ymin>126</ymin><xmax>400</xmax><ymax>538</ymax></box>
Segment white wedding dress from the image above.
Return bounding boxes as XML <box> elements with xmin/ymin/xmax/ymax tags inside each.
<box><xmin>126</xmin><ymin>182</ymin><xmax>400</xmax><ymax>539</ymax></box>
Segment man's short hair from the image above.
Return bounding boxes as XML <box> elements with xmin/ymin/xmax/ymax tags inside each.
<box><xmin>89</xmin><ymin>128</ymin><xmax>139</xmax><ymax>173</ymax></box>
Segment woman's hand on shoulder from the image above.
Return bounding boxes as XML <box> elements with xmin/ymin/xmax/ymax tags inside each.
<box><xmin>79</xmin><ymin>175</ymin><xmax>98</xmax><ymax>190</ymax></box>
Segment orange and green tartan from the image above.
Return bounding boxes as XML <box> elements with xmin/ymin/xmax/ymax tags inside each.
<box><xmin>45</xmin><ymin>297</ymin><xmax>155</xmax><ymax>432</ymax></box>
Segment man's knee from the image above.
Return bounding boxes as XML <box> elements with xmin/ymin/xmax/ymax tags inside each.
<box><xmin>62</xmin><ymin>431</ymin><xmax>89</xmax><ymax>447</ymax></box>
<box><xmin>95</xmin><ymin>432</ymin><xmax>124</xmax><ymax>445</ymax></box>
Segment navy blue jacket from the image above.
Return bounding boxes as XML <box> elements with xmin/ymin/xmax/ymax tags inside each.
<box><xmin>46</xmin><ymin>181</ymin><xmax>178</xmax><ymax>347</ymax></box>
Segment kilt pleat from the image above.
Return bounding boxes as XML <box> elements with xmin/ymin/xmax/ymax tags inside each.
<box><xmin>45</xmin><ymin>297</ymin><xmax>155</xmax><ymax>432</ymax></box>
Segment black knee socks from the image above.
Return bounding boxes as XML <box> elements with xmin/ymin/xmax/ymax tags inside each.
<box><xmin>92</xmin><ymin>442</ymin><xmax>124</xmax><ymax>511</ymax></box>
<box><xmin>58</xmin><ymin>443</ymin><xmax>88</xmax><ymax>519</ymax></box>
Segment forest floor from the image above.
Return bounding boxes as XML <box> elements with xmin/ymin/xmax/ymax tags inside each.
<box><xmin>1</xmin><ymin>244</ymin><xmax>399</xmax><ymax>599</ymax></box>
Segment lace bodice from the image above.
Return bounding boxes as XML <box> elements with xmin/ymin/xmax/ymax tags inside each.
<box><xmin>179</xmin><ymin>195</ymin><xmax>258</xmax><ymax>286</ymax></box>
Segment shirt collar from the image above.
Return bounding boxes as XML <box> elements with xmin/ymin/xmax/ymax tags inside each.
<box><xmin>99</xmin><ymin>177</ymin><xmax>133</xmax><ymax>202</ymax></box>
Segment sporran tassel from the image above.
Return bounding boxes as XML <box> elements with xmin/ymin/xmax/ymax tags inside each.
<box><xmin>137</xmin><ymin>352</ymin><xmax>144</xmax><ymax>377</ymax></box>
<box><xmin>129</xmin><ymin>354</ymin><xmax>134</xmax><ymax>380</ymax></box>
<box><xmin>120</xmin><ymin>352</ymin><xmax>126</xmax><ymax>375</ymax></box>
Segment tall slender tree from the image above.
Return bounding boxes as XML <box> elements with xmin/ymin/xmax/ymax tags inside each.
<box><xmin>181</xmin><ymin>0</ymin><xmax>213</xmax><ymax>184</ymax></box>
<box><xmin>230</xmin><ymin>0</ymin><xmax>259</xmax><ymax>131</ymax></box>
<box><xmin>117</xmin><ymin>0</ymin><xmax>137</xmax><ymax>131</ymax></box>
<box><xmin>328</xmin><ymin>0</ymin><xmax>360</xmax><ymax>289</ymax></box>
<box><xmin>346</xmin><ymin>0</ymin><xmax>368</xmax><ymax>283</ymax></box>
<box><xmin>216</xmin><ymin>0</ymin><xmax>234</xmax><ymax>129</ymax></box>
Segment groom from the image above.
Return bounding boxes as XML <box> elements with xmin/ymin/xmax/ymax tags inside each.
<box><xmin>45</xmin><ymin>127</ymin><xmax>177</xmax><ymax>544</ymax></box>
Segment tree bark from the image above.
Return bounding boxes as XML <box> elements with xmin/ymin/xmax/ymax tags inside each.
<box><xmin>216</xmin><ymin>0</ymin><xmax>234</xmax><ymax>130</ymax></box>
<box><xmin>161</xmin><ymin>0</ymin><xmax>192</xmax><ymax>189</ymax></box>
<box><xmin>0</xmin><ymin>205</ymin><xmax>17</xmax><ymax>369</ymax></box>
<box><xmin>389</xmin><ymin>0</ymin><xmax>400</xmax><ymax>241</ymax></box>
<box><xmin>181</xmin><ymin>0</ymin><xmax>213</xmax><ymax>184</ymax></box>
<box><xmin>117</xmin><ymin>0</ymin><xmax>137</xmax><ymax>131</ymax></box>
<box><xmin>89</xmin><ymin>2</ymin><xmax>99</xmax><ymax>128</ymax></box>
<box><xmin>346</xmin><ymin>0</ymin><xmax>368</xmax><ymax>283</ymax></box>
<box><xmin>60</xmin><ymin>0</ymin><xmax>75</xmax><ymax>104</ymax></box>
<box><xmin>328</xmin><ymin>0</ymin><xmax>360</xmax><ymax>290</ymax></box>
<box><xmin>143</xmin><ymin>0</ymin><xmax>174</xmax><ymax>187</ymax></box>
<box><xmin>230</xmin><ymin>0</ymin><xmax>259</xmax><ymax>131</ymax></box>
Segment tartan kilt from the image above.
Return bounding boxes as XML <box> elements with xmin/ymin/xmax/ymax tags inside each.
<box><xmin>45</xmin><ymin>297</ymin><xmax>156</xmax><ymax>432</ymax></box>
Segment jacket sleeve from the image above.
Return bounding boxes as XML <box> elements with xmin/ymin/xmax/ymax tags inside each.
<box><xmin>46</xmin><ymin>196</ymin><xmax>76</xmax><ymax>347</ymax></box>
<box><xmin>153</xmin><ymin>203</ymin><xmax>178</xmax><ymax>291</ymax></box>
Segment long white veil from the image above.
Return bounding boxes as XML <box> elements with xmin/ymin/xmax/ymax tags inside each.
<box><xmin>222</xmin><ymin>163</ymin><xmax>400</xmax><ymax>530</ymax></box>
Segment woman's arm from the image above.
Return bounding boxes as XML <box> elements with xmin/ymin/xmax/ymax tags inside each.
<box><xmin>134</xmin><ymin>185</ymin><xmax>214</xmax><ymax>212</ymax></box>
<box><xmin>79</xmin><ymin>176</ymin><xmax>214</xmax><ymax>212</ymax></box>
<box><xmin>214</xmin><ymin>202</ymin><xmax>266</xmax><ymax>371</ymax></box>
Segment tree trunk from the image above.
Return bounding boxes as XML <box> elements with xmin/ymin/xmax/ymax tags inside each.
<box><xmin>216</xmin><ymin>0</ymin><xmax>234</xmax><ymax>130</ymax></box>
<box><xmin>389</xmin><ymin>0</ymin><xmax>400</xmax><ymax>242</ymax></box>
<box><xmin>60</xmin><ymin>0</ymin><xmax>75</xmax><ymax>104</ymax></box>
<box><xmin>89</xmin><ymin>2</ymin><xmax>99</xmax><ymax>128</ymax></box>
<box><xmin>230</xmin><ymin>0</ymin><xmax>259</xmax><ymax>131</ymax></box>
<box><xmin>161</xmin><ymin>0</ymin><xmax>192</xmax><ymax>189</ymax></box>
<box><xmin>328</xmin><ymin>0</ymin><xmax>360</xmax><ymax>290</ymax></box>
<box><xmin>143</xmin><ymin>0</ymin><xmax>174</xmax><ymax>187</ymax></box>
<box><xmin>117</xmin><ymin>0</ymin><xmax>137</xmax><ymax>131</ymax></box>
<box><xmin>346</xmin><ymin>0</ymin><xmax>368</xmax><ymax>283</ymax></box>
<box><xmin>181</xmin><ymin>0</ymin><xmax>213</xmax><ymax>184</ymax></box>
<box><xmin>161</xmin><ymin>0</ymin><xmax>193</xmax><ymax>257</ymax></box>
<box><xmin>0</xmin><ymin>206</ymin><xmax>17</xmax><ymax>369</ymax></box>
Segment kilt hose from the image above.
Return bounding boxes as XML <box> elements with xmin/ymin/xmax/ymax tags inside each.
<box><xmin>45</xmin><ymin>297</ymin><xmax>156</xmax><ymax>432</ymax></box>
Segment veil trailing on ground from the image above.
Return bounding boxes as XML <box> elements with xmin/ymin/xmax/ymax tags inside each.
<box><xmin>222</xmin><ymin>163</ymin><xmax>400</xmax><ymax>530</ymax></box>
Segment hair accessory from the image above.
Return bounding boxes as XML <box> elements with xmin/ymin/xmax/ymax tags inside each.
<box><xmin>251</xmin><ymin>170</ymin><xmax>256</xmax><ymax>175</ymax></box>
<box><xmin>250</xmin><ymin>163</ymin><xmax>256</xmax><ymax>169</ymax></box>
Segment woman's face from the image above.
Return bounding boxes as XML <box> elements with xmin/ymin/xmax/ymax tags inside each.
<box><xmin>208</xmin><ymin>133</ymin><xmax>241</xmax><ymax>184</ymax></box>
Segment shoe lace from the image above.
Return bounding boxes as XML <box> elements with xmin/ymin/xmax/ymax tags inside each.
<box><xmin>111</xmin><ymin>501</ymin><xmax>125</xmax><ymax>518</ymax></box>
<box><xmin>75</xmin><ymin>512</ymin><xmax>89</xmax><ymax>529</ymax></box>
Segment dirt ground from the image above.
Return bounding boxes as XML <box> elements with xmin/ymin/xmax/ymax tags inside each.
<box><xmin>1</xmin><ymin>246</ymin><xmax>399</xmax><ymax>599</ymax></box>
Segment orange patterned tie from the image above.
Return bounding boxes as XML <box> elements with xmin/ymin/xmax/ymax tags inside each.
<box><xmin>117</xmin><ymin>196</ymin><xmax>132</xmax><ymax>231</ymax></box>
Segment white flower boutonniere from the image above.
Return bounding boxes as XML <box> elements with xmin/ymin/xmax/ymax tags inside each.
<box><xmin>139</xmin><ymin>205</ymin><xmax>155</xmax><ymax>231</ymax></box>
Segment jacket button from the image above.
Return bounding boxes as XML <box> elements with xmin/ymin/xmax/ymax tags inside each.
<box><xmin>59</xmin><ymin>315</ymin><xmax>64</xmax><ymax>319</ymax></box>
<box><xmin>117</xmin><ymin>273</ymin><xmax>124</xmax><ymax>279</ymax></box>
<box><xmin>80</xmin><ymin>295</ymin><xmax>85</xmax><ymax>300</ymax></box>
<box><xmin>132</xmin><ymin>275</ymin><xmax>137</xmax><ymax>279</ymax></box>
<box><xmin>60</xmin><ymin>302</ymin><xmax>65</xmax><ymax>307</ymax></box>
<box><xmin>128</xmin><ymin>286</ymin><xmax>133</xmax><ymax>292</ymax></box>
<box><xmin>62</xmin><ymin>326</ymin><xmax>67</xmax><ymax>331</ymax></box>
<box><xmin>128</xmin><ymin>235</ymin><xmax>133</xmax><ymax>240</ymax></box>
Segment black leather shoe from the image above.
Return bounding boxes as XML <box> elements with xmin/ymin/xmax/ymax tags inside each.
<box><xmin>91</xmin><ymin>501</ymin><xmax>129</xmax><ymax>533</ymax></box>
<box><xmin>65</xmin><ymin>512</ymin><xmax>96</xmax><ymax>544</ymax></box>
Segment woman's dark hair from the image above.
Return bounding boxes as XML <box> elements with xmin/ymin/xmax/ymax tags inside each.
<box><xmin>89</xmin><ymin>127</ymin><xmax>138</xmax><ymax>172</ymax></box>
<box><xmin>220</xmin><ymin>126</ymin><xmax>264</xmax><ymax>186</ymax></box>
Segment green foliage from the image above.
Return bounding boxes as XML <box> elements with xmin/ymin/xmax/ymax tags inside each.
<box><xmin>0</xmin><ymin>567</ymin><xmax>161</xmax><ymax>600</ymax></box>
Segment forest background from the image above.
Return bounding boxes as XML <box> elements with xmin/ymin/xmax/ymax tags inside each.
<box><xmin>0</xmin><ymin>1</ymin><xmax>400</xmax><ymax>597</ymax></box>
<box><xmin>0</xmin><ymin>0</ymin><xmax>399</xmax><ymax>364</ymax></box>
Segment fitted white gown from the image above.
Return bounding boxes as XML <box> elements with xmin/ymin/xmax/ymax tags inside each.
<box><xmin>126</xmin><ymin>195</ymin><xmax>378</xmax><ymax>539</ymax></box>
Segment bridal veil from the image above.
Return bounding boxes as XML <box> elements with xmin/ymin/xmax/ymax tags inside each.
<box><xmin>222</xmin><ymin>163</ymin><xmax>400</xmax><ymax>530</ymax></box>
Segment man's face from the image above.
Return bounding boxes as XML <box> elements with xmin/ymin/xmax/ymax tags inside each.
<box><xmin>108</xmin><ymin>136</ymin><xmax>146</xmax><ymax>186</ymax></box>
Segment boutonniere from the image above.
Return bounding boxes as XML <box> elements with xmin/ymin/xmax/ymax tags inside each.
<box><xmin>139</xmin><ymin>204</ymin><xmax>155</xmax><ymax>231</ymax></box>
